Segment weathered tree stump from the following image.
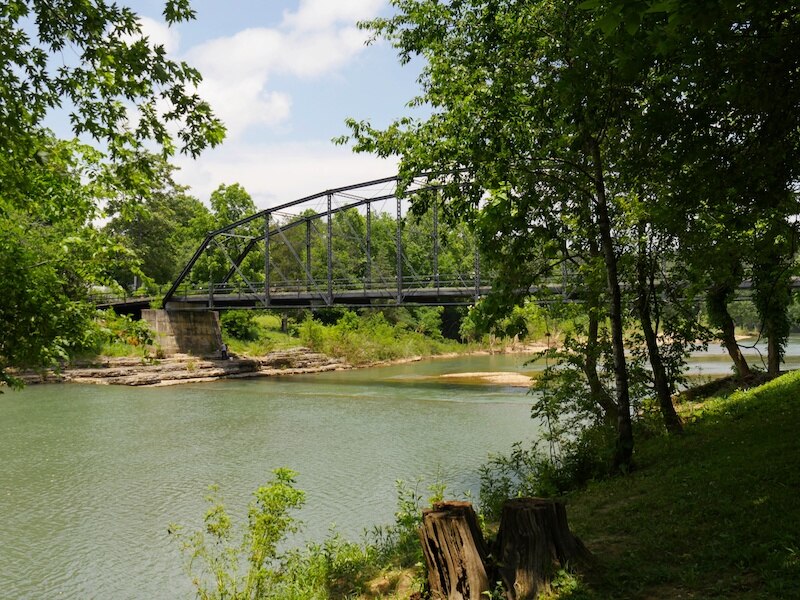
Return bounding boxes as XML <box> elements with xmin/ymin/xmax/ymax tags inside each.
<box><xmin>418</xmin><ymin>500</ymin><xmax>491</xmax><ymax>600</ymax></box>
<box><xmin>494</xmin><ymin>498</ymin><xmax>592</xmax><ymax>600</ymax></box>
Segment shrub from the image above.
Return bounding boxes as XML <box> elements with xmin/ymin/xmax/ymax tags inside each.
<box><xmin>221</xmin><ymin>310</ymin><xmax>259</xmax><ymax>341</ymax></box>
<box><xmin>174</xmin><ymin>470</ymin><xmax>429</xmax><ymax>599</ymax></box>
<box><xmin>479</xmin><ymin>426</ymin><xmax>615</xmax><ymax>521</ymax></box>
<box><xmin>85</xmin><ymin>309</ymin><xmax>154</xmax><ymax>358</ymax></box>
<box><xmin>171</xmin><ymin>468</ymin><xmax>305</xmax><ymax>599</ymax></box>
<box><xmin>299</xmin><ymin>315</ymin><xmax>325</xmax><ymax>350</ymax></box>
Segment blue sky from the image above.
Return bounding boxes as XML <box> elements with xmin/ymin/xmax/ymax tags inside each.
<box><xmin>127</xmin><ymin>0</ymin><xmax>425</xmax><ymax>209</ymax></box>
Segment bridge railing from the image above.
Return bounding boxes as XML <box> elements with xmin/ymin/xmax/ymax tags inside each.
<box><xmin>88</xmin><ymin>289</ymin><xmax>155</xmax><ymax>306</ymax></box>
<box><xmin>165</xmin><ymin>272</ymin><xmax>492</xmax><ymax>304</ymax></box>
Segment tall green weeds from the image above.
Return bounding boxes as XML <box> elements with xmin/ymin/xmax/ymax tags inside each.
<box><xmin>171</xmin><ymin>468</ymin><xmax>306</xmax><ymax>599</ymax></box>
<box><xmin>173</xmin><ymin>471</ymin><xmax>435</xmax><ymax>599</ymax></box>
<box><xmin>298</xmin><ymin>310</ymin><xmax>462</xmax><ymax>364</ymax></box>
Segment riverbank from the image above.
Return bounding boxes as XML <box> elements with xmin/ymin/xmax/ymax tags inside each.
<box><xmin>159</xmin><ymin>367</ymin><xmax>800</xmax><ymax>599</ymax></box>
<box><xmin>13</xmin><ymin>341</ymin><xmax>547</xmax><ymax>387</ymax></box>
<box><xmin>560</xmin><ymin>369</ymin><xmax>800</xmax><ymax>598</ymax></box>
<box><xmin>16</xmin><ymin>348</ymin><xmax>348</xmax><ymax>387</ymax></box>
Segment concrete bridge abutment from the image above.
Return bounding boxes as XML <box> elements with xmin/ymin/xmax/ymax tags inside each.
<box><xmin>142</xmin><ymin>308</ymin><xmax>223</xmax><ymax>357</ymax></box>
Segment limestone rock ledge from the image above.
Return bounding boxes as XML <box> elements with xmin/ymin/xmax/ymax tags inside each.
<box><xmin>18</xmin><ymin>347</ymin><xmax>349</xmax><ymax>387</ymax></box>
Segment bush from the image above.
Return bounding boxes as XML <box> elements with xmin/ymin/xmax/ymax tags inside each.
<box><xmin>459</xmin><ymin>299</ymin><xmax>554</xmax><ymax>342</ymax></box>
<box><xmin>174</xmin><ymin>470</ymin><xmax>429</xmax><ymax>599</ymax></box>
<box><xmin>84</xmin><ymin>309</ymin><xmax>155</xmax><ymax>358</ymax></box>
<box><xmin>171</xmin><ymin>468</ymin><xmax>306</xmax><ymax>599</ymax></box>
<box><xmin>296</xmin><ymin>310</ymin><xmax>462</xmax><ymax>365</ymax></box>
<box><xmin>221</xmin><ymin>310</ymin><xmax>259</xmax><ymax>341</ymax></box>
<box><xmin>479</xmin><ymin>426</ymin><xmax>615</xmax><ymax>521</ymax></box>
<box><xmin>299</xmin><ymin>315</ymin><xmax>325</xmax><ymax>350</ymax></box>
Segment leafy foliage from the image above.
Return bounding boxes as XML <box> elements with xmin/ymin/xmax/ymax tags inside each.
<box><xmin>479</xmin><ymin>424</ymin><xmax>616</xmax><ymax>522</ymax></box>
<box><xmin>221</xmin><ymin>310</ymin><xmax>259</xmax><ymax>342</ymax></box>
<box><xmin>172</xmin><ymin>468</ymin><xmax>306</xmax><ymax>600</ymax></box>
<box><xmin>0</xmin><ymin>1</ymin><xmax>223</xmax><ymax>387</ymax></box>
<box><xmin>342</xmin><ymin>0</ymin><xmax>800</xmax><ymax>467</ymax></box>
<box><xmin>0</xmin><ymin>0</ymin><xmax>224</xmax><ymax>160</ymax></box>
<box><xmin>103</xmin><ymin>156</ymin><xmax>211</xmax><ymax>287</ymax></box>
<box><xmin>0</xmin><ymin>137</ymin><xmax>130</xmax><ymax>386</ymax></box>
<box><xmin>297</xmin><ymin>309</ymin><xmax>465</xmax><ymax>364</ymax></box>
<box><xmin>174</xmin><ymin>470</ymin><xmax>432</xmax><ymax>599</ymax></box>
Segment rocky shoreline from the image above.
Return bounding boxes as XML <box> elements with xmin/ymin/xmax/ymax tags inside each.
<box><xmin>17</xmin><ymin>347</ymin><xmax>349</xmax><ymax>387</ymax></box>
<box><xmin>14</xmin><ymin>342</ymin><xmax>547</xmax><ymax>388</ymax></box>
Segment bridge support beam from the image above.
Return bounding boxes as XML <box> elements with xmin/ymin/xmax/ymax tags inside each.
<box><xmin>327</xmin><ymin>193</ymin><xmax>333</xmax><ymax>305</ymax></box>
<box><xmin>433</xmin><ymin>197</ymin><xmax>440</xmax><ymax>293</ymax></box>
<box><xmin>306</xmin><ymin>218</ymin><xmax>312</xmax><ymax>292</ymax></box>
<box><xmin>396</xmin><ymin>194</ymin><xmax>403</xmax><ymax>303</ymax></box>
<box><xmin>366</xmin><ymin>203</ymin><xmax>372</xmax><ymax>291</ymax></box>
<box><xmin>264</xmin><ymin>213</ymin><xmax>271</xmax><ymax>307</ymax></box>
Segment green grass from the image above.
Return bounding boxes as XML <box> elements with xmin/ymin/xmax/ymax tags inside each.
<box><xmin>225</xmin><ymin>314</ymin><xmax>300</xmax><ymax>355</ymax></box>
<box><xmin>559</xmin><ymin>370</ymin><xmax>800</xmax><ymax>599</ymax></box>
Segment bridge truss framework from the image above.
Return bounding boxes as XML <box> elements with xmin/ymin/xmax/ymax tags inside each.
<box><xmin>162</xmin><ymin>175</ymin><xmax>489</xmax><ymax>310</ymax></box>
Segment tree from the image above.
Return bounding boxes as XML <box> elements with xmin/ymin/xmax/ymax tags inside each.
<box><xmin>343</xmin><ymin>0</ymin><xmax>645</xmax><ymax>469</ymax></box>
<box><xmin>190</xmin><ymin>183</ymin><xmax>260</xmax><ymax>289</ymax></box>
<box><xmin>0</xmin><ymin>0</ymin><xmax>224</xmax><ymax>161</ymax></box>
<box><xmin>0</xmin><ymin>0</ymin><xmax>224</xmax><ymax>386</ymax></box>
<box><xmin>104</xmin><ymin>156</ymin><xmax>211</xmax><ymax>288</ymax></box>
<box><xmin>0</xmin><ymin>136</ymin><xmax>129</xmax><ymax>386</ymax></box>
<box><xmin>585</xmin><ymin>0</ymin><xmax>800</xmax><ymax>374</ymax></box>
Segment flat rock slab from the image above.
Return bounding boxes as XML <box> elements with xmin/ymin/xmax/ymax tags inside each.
<box><xmin>16</xmin><ymin>348</ymin><xmax>349</xmax><ymax>386</ymax></box>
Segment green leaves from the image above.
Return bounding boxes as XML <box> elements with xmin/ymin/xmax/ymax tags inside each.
<box><xmin>0</xmin><ymin>136</ymin><xmax>124</xmax><ymax>385</ymax></box>
<box><xmin>172</xmin><ymin>468</ymin><xmax>306</xmax><ymax>599</ymax></box>
<box><xmin>0</xmin><ymin>0</ymin><xmax>224</xmax><ymax>159</ymax></box>
<box><xmin>163</xmin><ymin>0</ymin><xmax>196</xmax><ymax>24</ymax></box>
<box><xmin>0</xmin><ymin>2</ymin><xmax>227</xmax><ymax>386</ymax></box>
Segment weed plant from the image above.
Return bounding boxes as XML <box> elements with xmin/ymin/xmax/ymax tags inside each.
<box><xmin>71</xmin><ymin>309</ymin><xmax>155</xmax><ymax>361</ymax></box>
<box><xmin>297</xmin><ymin>311</ymin><xmax>464</xmax><ymax>365</ymax></box>
<box><xmin>173</xmin><ymin>472</ymin><xmax>436</xmax><ymax>599</ymax></box>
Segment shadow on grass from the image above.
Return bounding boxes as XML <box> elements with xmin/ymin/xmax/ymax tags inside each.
<box><xmin>558</xmin><ymin>370</ymin><xmax>800</xmax><ymax>599</ymax></box>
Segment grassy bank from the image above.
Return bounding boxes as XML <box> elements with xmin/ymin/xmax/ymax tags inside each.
<box><xmin>560</xmin><ymin>370</ymin><xmax>800</xmax><ymax>599</ymax></box>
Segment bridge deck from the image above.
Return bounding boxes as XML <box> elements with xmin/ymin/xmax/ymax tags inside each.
<box><xmin>94</xmin><ymin>286</ymin><xmax>495</xmax><ymax>313</ymax></box>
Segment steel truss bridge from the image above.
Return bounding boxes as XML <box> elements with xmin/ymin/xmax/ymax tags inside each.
<box><xmin>92</xmin><ymin>172</ymin><xmax>796</xmax><ymax>315</ymax></box>
<box><xmin>157</xmin><ymin>175</ymin><xmax>490</xmax><ymax>311</ymax></box>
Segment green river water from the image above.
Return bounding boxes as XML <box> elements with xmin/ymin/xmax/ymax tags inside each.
<box><xmin>1</xmin><ymin>340</ymin><xmax>795</xmax><ymax>598</ymax></box>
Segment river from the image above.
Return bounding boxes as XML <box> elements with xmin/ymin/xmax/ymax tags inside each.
<box><xmin>0</xmin><ymin>339</ymin><xmax>794</xmax><ymax>598</ymax></box>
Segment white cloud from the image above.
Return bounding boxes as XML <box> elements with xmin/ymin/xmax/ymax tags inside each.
<box><xmin>137</xmin><ymin>16</ymin><xmax>181</xmax><ymax>54</ymax></box>
<box><xmin>173</xmin><ymin>141</ymin><xmax>398</xmax><ymax>210</ymax></box>
<box><xmin>169</xmin><ymin>2</ymin><xmax>397</xmax><ymax>212</ymax></box>
<box><xmin>281</xmin><ymin>0</ymin><xmax>385</xmax><ymax>32</ymax></box>
<box><xmin>184</xmin><ymin>1</ymin><xmax>384</xmax><ymax>139</ymax></box>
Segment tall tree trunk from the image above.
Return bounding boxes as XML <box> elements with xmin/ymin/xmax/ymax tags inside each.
<box><xmin>706</xmin><ymin>284</ymin><xmax>752</xmax><ymax>379</ymax></box>
<box><xmin>589</xmin><ymin>139</ymin><xmax>633</xmax><ymax>471</ymax></box>
<box><xmin>752</xmin><ymin>219</ymin><xmax>793</xmax><ymax>377</ymax></box>
<box><xmin>635</xmin><ymin>229</ymin><xmax>683</xmax><ymax>434</ymax></box>
<box><xmin>583</xmin><ymin>305</ymin><xmax>618</xmax><ymax>425</ymax></box>
<box><xmin>582</xmin><ymin>241</ymin><xmax>618</xmax><ymax>424</ymax></box>
<box><xmin>767</xmin><ymin>328</ymin><xmax>781</xmax><ymax>376</ymax></box>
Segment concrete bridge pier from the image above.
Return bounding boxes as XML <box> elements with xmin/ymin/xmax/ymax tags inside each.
<box><xmin>142</xmin><ymin>308</ymin><xmax>223</xmax><ymax>357</ymax></box>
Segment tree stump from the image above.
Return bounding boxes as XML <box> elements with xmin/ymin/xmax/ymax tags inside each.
<box><xmin>494</xmin><ymin>498</ymin><xmax>592</xmax><ymax>600</ymax></box>
<box><xmin>418</xmin><ymin>500</ymin><xmax>491</xmax><ymax>600</ymax></box>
